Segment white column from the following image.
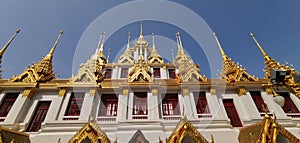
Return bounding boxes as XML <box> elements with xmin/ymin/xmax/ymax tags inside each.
<box><xmin>148</xmin><ymin>92</ymin><xmax>159</xmax><ymax>119</ymax></box>
<box><xmin>112</xmin><ymin>68</ymin><xmax>118</xmax><ymax>79</ymax></box>
<box><xmin>189</xmin><ymin>92</ymin><xmax>198</xmax><ymax>118</ymax></box>
<box><xmin>290</xmin><ymin>93</ymin><xmax>300</xmax><ymax>110</ymax></box>
<box><xmin>44</xmin><ymin>96</ymin><xmax>65</xmax><ymax>122</ymax></box>
<box><xmin>161</xmin><ymin>67</ymin><xmax>167</xmax><ymax>79</ymax></box>
<box><xmin>179</xmin><ymin>93</ymin><xmax>193</xmax><ymax>118</ymax></box>
<box><xmin>5</xmin><ymin>94</ymin><xmax>30</xmax><ymax>124</ymax></box>
<box><xmin>183</xmin><ymin>94</ymin><xmax>193</xmax><ymax>119</ymax></box>
<box><xmin>215</xmin><ymin>94</ymin><xmax>230</xmax><ymax>120</ymax></box>
<box><xmin>240</xmin><ymin>92</ymin><xmax>261</xmax><ymax>119</ymax></box>
<box><xmin>127</xmin><ymin>92</ymin><xmax>134</xmax><ymax>119</ymax></box>
<box><xmin>117</xmin><ymin>94</ymin><xmax>128</xmax><ymax>121</ymax></box>
<box><xmin>79</xmin><ymin>93</ymin><xmax>94</xmax><ymax>121</ymax></box>
<box><xmin>57</xmin><ymin>92</ymin><xmax>71</xmax><ymax>120</ymax></box>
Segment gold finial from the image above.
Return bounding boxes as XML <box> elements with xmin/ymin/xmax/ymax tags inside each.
<box><xmin>100</xmin><ymin>32</ymin><xmax>106</xmax><ymax>52</ymax></box>
<box><xmin>152</xmin><ymin>33</ymin><xmax>155</xmax><ymax>49</ymax></box>
<box><xmin>210</xmin><ymin>134</ymin><xmax>214</xmax><ymax>143</ymax></box>
<box><xmin>250</xmin><ymin>32</ymin><xmax>269</xmax><ymax>59</ymax></box>
<box><xmin>97</xmin><ymin>31</ymin><xmax>104</xmax><ymax>51</ymax></box>
<box><xmin>47</xmin><ymin>30</ymin><xmax>63</xmax><ymax>59</ymax></box>
<box><xmin>176</xmin><ymin>32</ymin><xmax>185</xmax><ymax>55</ymax></box>
<box><xmin>127</xmin><ymin>32</ymin><xmax>131</xmax><ymax>49</ymax></box>
<box><xmin>140</xmin><ymin>21</ymin><xmax>143</xmax><ymax>35</ymax></box>
<box><xmin>264</xmin><ymin>103</ymin><xmax>270</xmax><ymax>118</ymax></box>
<box><xmin>181</xmin><ymin>105</ymin><xmax>185</xmax><ymax>118</ymax></box>
<box><xmin>0</xmin><ymin>29</ymin><xmax>20</xmax><ymax>58</ymax></box>
<box><xmin>213</xmin><ymin>32</ymin><xmax>226</xmax><ymax>59</ymax></box>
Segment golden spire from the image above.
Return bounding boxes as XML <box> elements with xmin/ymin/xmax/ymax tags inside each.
<box><xmin>118</xmin><ymin>32</ymin><xmax>134</xmax><ymax>64</ymax></box>
<box><xmin>213</xmin><ymin>32</ymin><xmax>226</xmax><ymax>60</ymax></box>
<box><xmin>140</xmin><ymin>21</ymin><xmax>143</xmax><ymax>36</ymax></box>
<box><xmin>127</xmin><ymin>32</ymin><xmax>131</xmax><ymax>49</ymax></box>
<box><xmin>97</xmin><ymin>31</ymin><xmax>104</xmax><ymax>51</ymax></box>
<box><xmin>0</xmin><ymin>29</ymin><xmax>20</xmax><ymax>58</ymax></box>
<box><xmin>214</xmin><ymin>32</ymin><xmax>258</xmax><ymax>83</ymax></box>
<box><xmin>138</xmin><ymin>21</ymin><xmax>145</xmax><ymax>40</ymax></box>
<box><xmin>152</xmin><ymin>33</ymin><xmax>155</xmax><ymax>50</ymax></box>
<box><xmin>45</xmin><ymin>30</ymin><xmax>63</xmax><ymax>60</ymax></box>
<box><xmin>10</xmin><ymin>30</ymin><xmax>63</xmax><ymax>83</ymax></box>
<box><xmin>176</xmin><ymin>32</ymin><xmax>185</xmax><ymax>56</ymax></box>
<box><xmin>250</xmin><ymin>33</ymin><xmax>270</xmax><ymax>61</ymax></box>
<box><xmin>148</xmin><ymin>33</ymin><xmax>164</xmax><ymax>64</ymax></box>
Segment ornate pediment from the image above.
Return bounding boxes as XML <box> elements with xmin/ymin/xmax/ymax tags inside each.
<box><xmin>128</xmin><ymin>130</ymin><xmax>149</xmax><ymax>143</ymax></box>
<box><xmin>128</xmin><ymin>56</ymin><xmax>153</xmax><ymax>82</ymax></box>
<box><xmin>167</xmin><ymin>117</ymin><xmax>212</xmax><ymax>143</ymax></box>
<box><xmin>10</xmin><ymin>30</ymin><xmax>63</xmax><ymax>83</ymax></box>
<box><xmin>68</xmin><ymin>121</ymin><xmax>111</xmax><ymax>143</ymax></box>
<box><xmin>239</xmin><ymin>112</ymin><xmax>299</xmax><ymax>143</ymax></box>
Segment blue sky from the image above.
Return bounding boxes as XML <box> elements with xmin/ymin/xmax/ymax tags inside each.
<box><xmin>0</xmin><ymin>0</ymin><xmax>299</xmax><ymax>79</ymax></box>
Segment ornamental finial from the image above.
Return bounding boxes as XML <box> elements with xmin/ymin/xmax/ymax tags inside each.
<box><xmin>97</xmin><ymin>31</ymin><xmax>104</xmax><ymax>51</ymax></box>
<box><xmin>127</xmin><ymin>32</ymin><xmax>131</xmax><ymax>49</ymax></box>
<box><xmin>176</xmin><ymin>32</ymin><xmax>185</xmax><ymax>56</ymax></box>
<box><xmin>140</xmin><ymin>21</ymin><xmax>143</xmax><ymax>35</ymax></box>
<box><xmin>47</xmin><ymin>30</ymin><xmax>63</xmax><ymax>59</ymax></box>
<box><xmin>250</xmin><ymin>32</ymin><xmax>269</xmax><ymax>60</ymax></box>
<box><xmin>152</xmin><ymin>33</ymin><xmax>156</xmax><ymax>50</ymax></box>
<box><xmin>213</xmin><ymin>32</ymin><xmax>226</xmax><ymax>60</ymax></box>
<box><xmin>0</xmin><ymin>29</ymin><xmax>20</xmax><ymax>58</ymax></box>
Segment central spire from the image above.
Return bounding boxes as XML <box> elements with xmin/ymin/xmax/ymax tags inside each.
<box><xmin>140</xmin><ymin>21</ymin><xmax>143</xmax><ymax>35</ymax></box>
<box><xmin>139</xmin><ymin>21</ymin><xmax>144</xmax><ymax>40</ymax></box>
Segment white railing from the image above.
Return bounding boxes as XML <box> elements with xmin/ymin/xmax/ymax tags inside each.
<box><xmin>163</xmin><ymin>115</ymin><xmax>181</xmax><ymax>120</ymax></box>
<box><xmin>0</xmin><ymin>117</ymin><xmax>5</xmax><ymax>122</ymax></box>
<box><xmin>197</xmin><ymin>113</ymin><xmax>212</xmax><ymax>118</ymax></box>
<box><xmin>97</xmin><ymin>116</ymin><xmax>117</xmax><ymax>122</ymax></box>
<box><xmin>286</xmin><ymin>113</ymin><xmax>300</xmax><ymax>118</ymax></box>
<box><xmin>132</xmin><ymin>115</ymin><xmax>148</xmax><ymax>120</ymax></box>
<box><xmin>63</xmin><ymin>116</ymin><xmax>79</xmax><ymax>120</ymax></box>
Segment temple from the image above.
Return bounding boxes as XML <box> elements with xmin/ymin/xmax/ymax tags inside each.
<box><xmin>0</xmin><ymin>23</ymin><xmax>300</xmax><ymax>143</ymax></box>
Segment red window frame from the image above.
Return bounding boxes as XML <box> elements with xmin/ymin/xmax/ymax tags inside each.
<box><xmin>104</xmin><ymin>69</ymin><xmax>112</xmax><ymax>79</ymax></box>
<box><xmin>98</xmin><ymin>94</ymin><xmax>118</xmax><ymax>116</ymax></box>
<box><xmin>168</xmin><ymin>69</ymin><xmax>176</xmax><ymax>79</ymax></box>
<box><xmin>153</xmin><ymin>68</ymin><xmax>161</xmax><ymax>78</ymax></box>
<box><xmin>162</xmin><ymin>93</ymin><xmax>180</xmax><ymax>116</ymax></box>
<box><xmin>223</xmin><ymin>99</ymin><xmax>242</xmax><ymax>127</ymax></box>
<box><xmin>193</xmin><ymin>92</ymin><xmax>210</xmax><ymax>114</ymax></box>
<box><xmin>65</xmin><ymin>92</ymin><xmax>85</xmax><ymax>116</ymax></box>
<box><xmin>0</xmin><ymin>92</ymin><xmax>19</xmax><ymax>121</ymax></box>
<box><xmin>133</xmin><ymin>92</ymin><xmax>148</xmax><ymax>115</ymax></box>
<box><xmin>279</xmin><ymin>92</ymin><xmax>300</xmax><ymax>113</ymax></box>
<box><xmin>26</xmin><ymin>101</ymin><xmax>51</xmax><ymax>132</ymax></box>
<box><xmin>250</xmin><ymin>91</ymin><xmax>267</xmax><ymax>113</ymax></box>
<box><xmin>120</xmin><ymin>68</ymin><xmax>128</xmax><ymax>78</ymax></box>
